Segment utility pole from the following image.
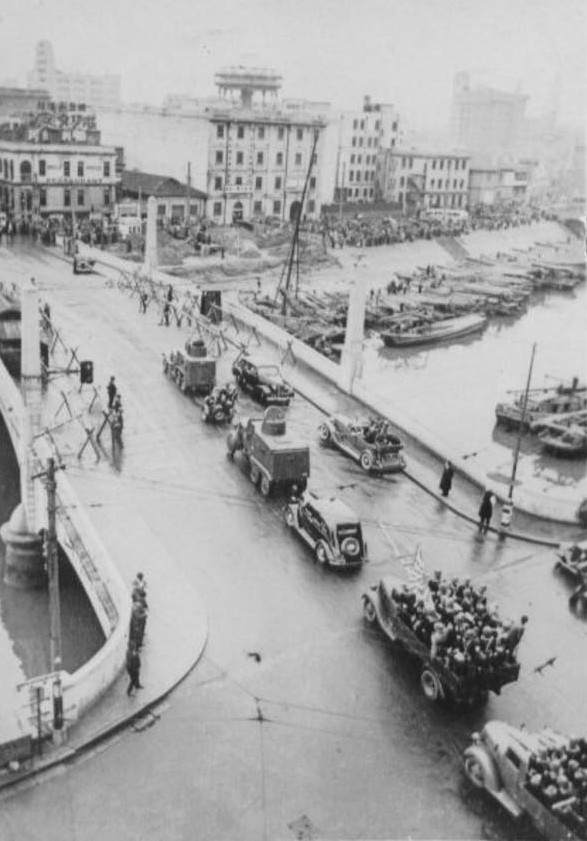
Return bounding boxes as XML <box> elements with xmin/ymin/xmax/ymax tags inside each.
<box><xmin>186</xmin><ymin>161</ymin><xmax>192</xmax><ymax>227</ymax></box>
<box><xmin>34</xmin><ymin>457</ymin><xmax>65</xmax><ymax>731</ymax></box>
<box><xmin>508</xmin><ymin>343</ymin><xmax>536</xmax><ymax>500</ymax></box>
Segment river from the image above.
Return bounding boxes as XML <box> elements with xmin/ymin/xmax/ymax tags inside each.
<box><xmin>361</xmin><ymin>281</ymin><xmax>587</xmax><ymax>507</ymax></box>
<box><xmin>0</xmin><ymin>414</ymin><xmax>105</xmax><ymax>681</ymax></box>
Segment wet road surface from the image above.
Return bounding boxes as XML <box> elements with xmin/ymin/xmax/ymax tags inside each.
<box><xmin>0</xmin><ymin>241</ymin><xmax>585</xmax><ymax>841</ymax></box>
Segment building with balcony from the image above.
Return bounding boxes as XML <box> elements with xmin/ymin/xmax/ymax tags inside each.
<box><xmin>377</xmin><ymin>150</ymin><xmax>470</xmax><ymax>214</ymax></box>
<box><xmin>331</xmin><ymin>96</ymin><xmax>401</xmax><ymax>205</ymax></box>
<box><xmin>0</xmin><ymin>110</ymin><xmax>118</xmax><ymax>222</ymax></box>
<box><xmin>27</xmin><ymin>40</ymin><xmax>121</xmax><ymax>109</ymax></box>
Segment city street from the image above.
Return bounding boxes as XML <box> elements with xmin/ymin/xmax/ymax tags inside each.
<box><xmin>0</xmin><ymin>242</ymin><xmax>586</xmax><ymax>840</ymax></box>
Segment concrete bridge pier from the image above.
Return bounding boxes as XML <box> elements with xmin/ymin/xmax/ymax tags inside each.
<box><xmin>142</xmin><ymin>195</ymin><xmax>158</xmax><ymax>277</ymax></box>
<box><xmin>338</xmin><ymin>276</ymin><xmax>368</xmax><ymax>393</ymax></box>
<box><xmin>0</xmin><ymin>278</ymin><xmax>45</xmax><ymax>588</ymax></box>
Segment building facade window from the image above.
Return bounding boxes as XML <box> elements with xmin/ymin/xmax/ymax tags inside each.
<box><xmin>237</xmin><ymin>125</ymin><xmax>244</xmax><ymax>139</ymax></box>
<box><xmin>276</xmin><ymin>152</ymin><xmax>283</xmax><ymax>166</ymax></box>
<box><xmin>103</xmin><ymin>187</ymin><xmax>111</xmax><ymax>206</ymax></box>
<box><xmin>274</xmin><ymin>176</ymin><xmax>282</xmax><ymax>190</ymax></box>
<box><xmin>77</xmin><ymin>189</ymin><xmax>84</xmax><ymax>205</ymax></box>
<box><xmin>215</xmin><ymin>150</ymin><xmax>223</xmax><ymax>164</ymax></box>
<box><xmin>216</xmin><ymin>124</ymin><xmax>224</xmax><ymax>139</ymax></box>
<box><xmin>349</xmin><ymin>170</ymin><xmax>354</xmax><ymax>181</ymax></box>
<box><xmin>64</xmin><ymin>161</ymin><xmax>70</xmax><ymax>177</ymax></box>
<box><xmin>360</xmin><ymin>120</ymin><xmax>365</xmax><ymax>130</ymax></box>
<box><xmin>258</xmin><ymin>127</ymin><xmax>265</xmax><ymax>140</ymax></box>
<box><xmin>235</xmin><ymin>176</ymin><xmax>242</xmax><ymax>186</ymax></box>
<box><xmin>64</xmin><ymin>188</ymin><xmax>71</xmax><ymax>206</ymax></box>
<box><xmin>214</xmin><ymin>176</ymin><xmax>222</xmax><ymax>190</ymax></box>
<box><xmin>432</xmin><ymin>160</ymin><xmax>436</xmax><ymax>169</ymax></box>
<box><xmin>77</xmin><ymin>162</ymin><xmax>84</xmax><ymax>177</ymax></box>
<box><xmin>273</xmin><ymin>200</ymin><xmax>281</xmax><ymax>214</ymax></box>
<box><xmin>39</xmin><ymin>159</ymin><xmax>46</xmax><ymax>176</ymax></box>
<box><xmin>236</xmin><ymin>151</ymin><xmax>244</xmax><ymax>165</ymax></box>
<box><xmin>309</xmin><ymin>176</ymin><xmax>316</xmax><ymax>189</ymax></box>
<box><xmin>213</xmin><ymin>201</ymin><xmax>222</xmax><ymax>216</ymax></box>
<box><xmin>308</xmin><ymin>199</ymin><xmax>315</xmax><ymax>213</ymax></box>
<box><xmin>351</xmin><ymin>137</ymin><xmax>356</xmax><ymax>147</ymax></box>
<box><xmin>255</xmin><ymin>176</ymin><xmax>262</xmax><ymax>190</ymax></box>
<box><xmin>256</xmin><ymin>152</ymin><xmax>264</xmax><ymax>165</ymax></box>
<box><xmin>400</xmin><ymin>176</ymin><xmax>404</xmax><ymax>187</ymax></box>
<box><xmin>295</xmin><ymin>153</ymin><xmax>302</xmax><ymax>165</ymax></box>
<box><xmin>103</xmin><ymin>160</ymin><xmax>110</xmax><ymax>177</ymax></box>
<box><xmin>350</xmin><ymin>154</ymin><xmax>355</xmax><ymax>164</ymax></box>
<box><xmin>253</xmin><ymin>200</ymin><xmax>263</xmax><ymax>214</ymax></box>
<box><xmin>439</xmin><ymin>160</ymin><xmax>444</xmax><ymax>169</ymax></box>
<box><xmin>39</xmin><ymin>187</ymin><xmax>47</xmax><ymax>206</ymax></box>
<box><xmin>277</xmin><ymin>126</ymin><xmax>284</xmax><ymax>140</ymax></box>
<box><xmin>296</xmin><ymin>128</ymin><xmax>303</xmax><ymax>141</ymax></box>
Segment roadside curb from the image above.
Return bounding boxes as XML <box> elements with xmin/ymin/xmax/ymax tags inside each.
<box><xmin>0</xmin><ymin>615</ymin><xmax>208</xmax><ymax>795</ymax></box>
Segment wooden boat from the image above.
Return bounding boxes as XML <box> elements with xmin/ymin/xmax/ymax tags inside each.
<box><xmin>496</xmin><ymin>382</ymin><xmax>587</xmax><ymax>429</ymax></box>
<box><xmin>540</xmin><ymin>427</ymin><xmax>587</xmax><ymax>458</ymax></box>
<box><xmin>380</xmin><ymin>313</ymin><xmax>487</xmax><ymax>348</ymax></box>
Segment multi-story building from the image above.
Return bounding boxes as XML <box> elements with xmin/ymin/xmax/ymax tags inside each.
<box><xmin>450</xmin><ymin>72</ymin><xmax>528</xmax><ymax>158</ymax></box>
<box><xmin>468</xmin><ymin>165</ymin><xmax>529</xmax><ymax>206</ymax></box>
<box><xmin>0</xmin><ymin>86</ymin><xmax>51</xmax><ymax>120</ymax></box>
<box><xmin>331</xmin><ymin>96</ymin><xmax>401</xmax><ymax>204</ymax></box>
<box><xmin>377</xmin><ymin>150</ymin><xmax>470</xmax><ymax>214</ymax></box>
<box><xmin>97</xmin><ymin>68</ymin><xmax>329</xmax><ymax>222</ymax></box>
<box><xmin>27</xmin><ymin>40</ymin><xmax>121</xmax><ymax>109</ymax></box>
<box><xmin>0</xmin><ymin>109</ymin><xmax>119</xmax><ymax>222</ymax></box>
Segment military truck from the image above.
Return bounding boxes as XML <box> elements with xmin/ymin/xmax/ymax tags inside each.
<box><xmin>162</xmin><ymin>338</ymin><xmax>216</xmax><ymax>396</ymax></box>
<box><xmin>464</xmin><ymin>721</ymin><xmax>586</xmax><ymax>841</ymax></box>
<box><xmin>227</xmin><ymin>406</ymin><xmax>309</xmax><ymax>497</ymax></box>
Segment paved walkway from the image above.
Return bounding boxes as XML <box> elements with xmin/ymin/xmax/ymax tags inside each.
<box><xmin>0</xmin><ymin>251</ymin><xmax>209</xmax><ymax>790</ymax></box>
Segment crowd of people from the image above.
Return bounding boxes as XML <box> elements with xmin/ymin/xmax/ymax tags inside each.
<box><xmin>526</xmin><ymin>737</ymin><xmax>587</xmax><ymax>831</ymax></box>
<box><xmin>319</xmin><ymin>204</ymin><xmax>552</xmax><ymax>250</ymax></box>
<box><xmin>391</xmin><ymin>572</ymin><xmax>526</xmax><ymax>680</ymax></box>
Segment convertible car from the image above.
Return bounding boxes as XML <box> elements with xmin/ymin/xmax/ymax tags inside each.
<box><xmin>318</xmin><ymin>414</ymin><xmax>406</xmax><ymax>474</ymax></box>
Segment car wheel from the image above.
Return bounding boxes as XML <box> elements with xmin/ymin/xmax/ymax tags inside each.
<box><xmin>360</xmin><ymin>450</ymin><xmax>374</xmax><ymax>471</ymax></box>
<box><xmin>250</xmin><ymin>464</ymin><xmax>260</xmax><ymax>485</ymax></box>
<box><xmin>464</xmin><ymin>756</ymin><xmax>486</xmax><ymax>789</ymax></box>
<box><xmin>341</xmin><ymin>537</ymin><xmax>360</xmax><ymax>558</ymax></box>
<box><xmin>285</xmin><ymin>507</ymin><xmax>296</xmax><ymax>528</ymax></box>
<box><xmin>363</xmin><ymin>598</ymin><xmax>377</xmax><ymax>624</ymax></box>
<box><xmin>260</xmin><ymin>475</ymin><xmax>271</xmax><ymax>497</ymax></box>
<box><xmin>318</xmin><ymin>424</ymin><xmax>331</xmax><ymax>444</ymax></box>
<box><xmin>420</xmin><ymin>668</ymin><xmax>442</xmax><ymax>702</ymax></box>
<box><xmin>315</xmin><ymin>541</ymin><xmax>329</xmax><ymax>564</ymax></box>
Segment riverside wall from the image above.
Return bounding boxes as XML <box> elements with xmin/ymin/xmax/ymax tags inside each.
<box><xmin>0</xmin><ymin>356</ymin><xmax>130</xmax><ymax>738</ymax></box>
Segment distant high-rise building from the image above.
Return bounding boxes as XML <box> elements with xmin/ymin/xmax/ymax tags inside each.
<box><xmin>27</xmin><ymin>40</ymin><xmax>121</xmax><ymax>108</ymax></box>
<box><xmin>450</xmin><ymin>72</ymin><xmax>528</xmax><ymax>158</ymax></box>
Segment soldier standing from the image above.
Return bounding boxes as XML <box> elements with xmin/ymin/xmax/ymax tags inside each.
<box><xmin>126</xmin><ymin>646</ymin><xmax>143</xmax><ymax>696</ymax></box>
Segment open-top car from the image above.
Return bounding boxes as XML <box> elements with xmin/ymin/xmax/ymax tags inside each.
<box><xmin>285</xmin><ymin>490</ymin><xmax>367</xmax><ymax>569</ymax></box>
<box><xmin>319</xmin><ymin>414</ymin><xmax>406</xmax><ymax>473</ymax></box>
<box><xmin>556</xmin><ymin>540</ymin><xmax>587</xmax><ymax>580</ymax></box>
<box><xmin>73</xmin><ymin>256</ymin><xmax>96</xmax><ymax>275</ymax></box>
<box><xmin>232</xmin><ymin>352</ymin><xmax>294</xmax><ymax>406</ymax></box>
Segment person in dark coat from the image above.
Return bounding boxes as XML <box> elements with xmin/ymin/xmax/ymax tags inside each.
<box><xmin>478</xmin><ymin>490</ymin><xmax>495</xmax><ymax>534</ymax></box>
<box><xmin>107</xmin><ymin>376</ymin><xmax>117</xmax><ymax>409</ymax></box>
<box><xmin>126</xmin><ymin>646</ymin><xmax>143</xmax><ymax>695</ymax></box>
<box><xmin>439</xmin><ymin>461</ymin><xmax>455</xmax><ymax>497</ymax></box>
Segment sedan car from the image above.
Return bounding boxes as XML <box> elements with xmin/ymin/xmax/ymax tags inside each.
<box><xmin>232</xmin><ymin>353</ymin><xmax>294</xmax><ymax>406</ymax></box>
<box><xmin>285</xmin><ymin>490</ymin><xmax>367</xmax><ymax>568</ymax></box>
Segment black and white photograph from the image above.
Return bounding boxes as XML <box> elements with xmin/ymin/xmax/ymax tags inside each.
<box><xmin>0</xmin><ymin>0</ymin><xmax>585</xmax><ymax>838</ymax></box>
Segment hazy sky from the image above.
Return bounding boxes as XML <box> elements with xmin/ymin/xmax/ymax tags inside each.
<box><xmin>1</xmin><ymin>0</ymin><xmax>585</xmax><ymax>129</ymax></box>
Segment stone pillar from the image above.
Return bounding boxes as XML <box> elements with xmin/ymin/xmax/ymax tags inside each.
<box><xmin>338</xmin><ymin>276</ymin><xmax>367</xmax><ymax>393</ymax></box>
<box><xmin>1</xmin><ymin>277</ymin><xmax>44</xmax><ymax>587</ymax></box>
<box><xmin>143</xmin><ymin>195</ymin><xmax>158</xmax><ymax>276</ymax></box>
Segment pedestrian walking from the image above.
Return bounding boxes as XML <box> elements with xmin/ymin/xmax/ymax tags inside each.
<box><xmin>478</xmin><ymin>489</ymin><xmax>495</xmax><ymax>535</ymax></box>
<box><xmin>166</xmin><ymin>283</ymin><xmax>174</xmax><ymax>303</ymax></box>
<box><xmin>439</xmin><ymin>461</ymin><xmax>455</xmax><ymax>497</ymax></box>
<box><xmin>111</xmin><ymin>406</ymin><xmax>124</xmax><ymax>450</ymax></box>
<box><xmin>161</xmin><ymin>301</ymin><xmax>171</xmax><ymax>327</ymax></box>
<box><xmin>132</xmin><ymin>571</ymin><xmax>147</xmax><ymax>600</ymax></box>
<box><xmin>107</xmin><ymin>376</ymin><xmax>117</xmax><ymax>409</ymax></box>
<box><xmin>126</xmin><ymin>646</ymin><xmax>143</xmax><ymax>696</ymax></box>
<box><xmin>139</xmin><ymin>291</ymin><xmax>149</xmax><ymax>313</ymax></box>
